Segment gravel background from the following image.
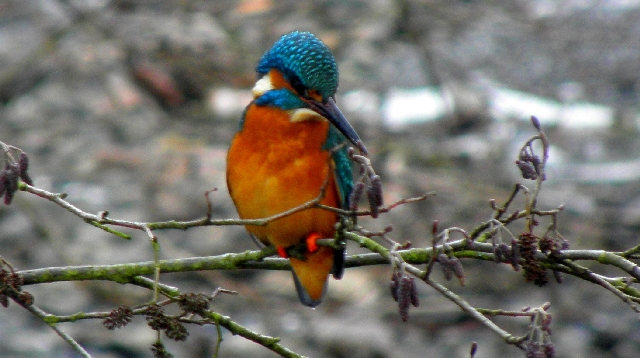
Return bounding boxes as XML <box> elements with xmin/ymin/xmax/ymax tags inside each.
<box><xmin>2</xmin><ymin>1</ymin><xmax>640</xmax><ymax>357</ymax></box>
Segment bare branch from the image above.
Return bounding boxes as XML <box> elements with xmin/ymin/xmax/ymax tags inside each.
<box><xmin>23</xmin><ymin>304</ymin><xmax>92</xmax><ymax>358</ymax></box>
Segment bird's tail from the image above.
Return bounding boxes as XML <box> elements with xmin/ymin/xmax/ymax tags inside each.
<box><xmin>289</xmin><ymin>246</ymin><xmax>334</xmax><ymax>307</ymax></box>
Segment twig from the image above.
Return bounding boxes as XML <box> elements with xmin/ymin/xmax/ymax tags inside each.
<box><xmin>24</xmin><ymin>304</ymin><xmax>92</xmax><ymax>357</ymax></box>
<box><xmin>317</xmin><ymin>192</ymin><xmax>433</xmax><ymax>216</ymax></box>
<box><xmin>421</xmin><ymin>274</ymin><xmax>526</xmax><ymax>347</ymax></box>
<box><xmin>491</xmin><ymin>184</ymin><xmax>522</xmax><ymax>220</ymax></box>
<box><xmin>557</xmin><ymin>259</ymin><xmax>640</xmax><ymax>313</ymax></box>
<box><xmin>203</xmin><ymin>310</ymin><xmax>305</xmax><ymax>358</ymax></box>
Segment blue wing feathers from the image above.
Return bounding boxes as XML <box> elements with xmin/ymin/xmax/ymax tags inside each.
<box><xmin>323</xmin><ymin>126</ymin><xmax>353</xmax><ymax>210</ymax></box>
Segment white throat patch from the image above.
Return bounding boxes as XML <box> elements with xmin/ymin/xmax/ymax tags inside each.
<box><xmin>252</xmin><ymin>74</ymin><xmax>274</xmax><ymax>97</ymax></box>
<box><xmin>289</xmin><ymin>108</ymin><xmax>326</xmax><ymax>123</ymax></box>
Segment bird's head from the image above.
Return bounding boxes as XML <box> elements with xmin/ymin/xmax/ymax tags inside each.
<box><xmin>252</xmin><ymin>31</ymin><xmax>367</xmax><ymax>155</ymax></box>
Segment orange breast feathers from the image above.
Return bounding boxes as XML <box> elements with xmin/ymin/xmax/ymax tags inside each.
<box><xmin>226</xmin><ymin>103</ymin><xmax>341</xmax><ymax>249</ymax></box>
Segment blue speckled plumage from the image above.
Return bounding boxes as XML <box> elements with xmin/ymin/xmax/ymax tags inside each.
<box><xmin>257</xmin><ymin>31</ymin><xmax>339</xmax><ymax>100</ymax></box>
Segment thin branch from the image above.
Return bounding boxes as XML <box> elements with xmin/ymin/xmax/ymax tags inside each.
<box><xmin>422</xmin><ymin>275</ymin><xmax>526</xmax><ymax>347</ymax></box>
<box><xmin>556</xmin><ymin>259</ymin><xmax>640</xmax><ymax>313</ymax></box>
<box><xmin>18</xmin><ymin>249</ymin><xmax>283</xmax><ymax>286</ymax></box>
<box><xmin>317</xmin><ymin>192</ymin><xmax>434</xmax><ymax>216</ymax></box>
<box><xmin>476</xmin><ymin>307</ymin><xmax>541</xmax><ymax>317</ymax></box>
<box><xmin>203</xmin><ymin>310</ymin><xmax>305</xmax><ymax>358</ymax></box>
<box><xmin>24</xmin><ymin>304</ymin><xmax>92</xmax><ymax>358</ymax></box>
<box><xmin>491</xmin><ymin>184</ymin><xmax>522</xmax><ymax>221</ymax></box>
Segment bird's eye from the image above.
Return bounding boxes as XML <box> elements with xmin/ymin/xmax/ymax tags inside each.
<box><xmin>289</xmin><ymin>75</ymin><xmax>307</xmax><ymax>97</ymax></box>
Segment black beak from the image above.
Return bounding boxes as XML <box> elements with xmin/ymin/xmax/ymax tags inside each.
<box><xmin>308</xmin><ymin>97</ymin><xmax>368</xmax><ymax>156</ymax></box>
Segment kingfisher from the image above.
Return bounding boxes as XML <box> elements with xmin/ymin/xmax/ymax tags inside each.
<box><xmin>226</xmin><ymin>31</ymin><xmax>368</xmax><ymax>307</ymax></box>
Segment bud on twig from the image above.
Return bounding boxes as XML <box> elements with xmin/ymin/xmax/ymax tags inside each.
<box><xmin>349</xmin><ymin>182</ymin><xmax>365</xmax><ymax>211</ymax></box>
<box><xmin>516</xmin><ymin>160</ymin><xmax>538</xmax><ymax>180</ymax></box>
<box><xmin>511</xmin><ymin>238</ymin><xmax>521</xmax><ymax>271</ymax></box>
<box><xmin>390</xmin><ymin>270</ymin><xmax>400</xmax><ymax>302</ymax></box>
<box><xmin>437</xmin><ymin>253</ymin><xmax>454</xmax><ymax>281</ymax></box>
<box><xmin>553</xmin><ymin>270</ymin><xmax>563</xmax><ymax>284</ymax></box>
<box><xmin>0</xmin><ymin>171</ymin><xmax>5</xmax><ymax>198</ymax></box>
<box><xmin>470</xmin><ymin>342</ymin><xmax>478</xmax><ymax>358</ymax></box>
<box><xmin>450</xmin><ymin>256</ymin><xmax>466</xmax><ymax>286</ymax></box>
<box><xmin>408</xmin><ymin>276</ymin><xmax>419</xmax><ymax>307</ymax></box>
<box><xmin>18</xmin><ymin>152</ymin><xmax>33</xmax><ymax>185</ymax></box>
<box><xmin>367</xmin><ymin>175</ymin><xmax>383</xmax><ymax>218</ymax></box>
<box><xmin>398</xmin><ymin>275</ymin><xmax>412</xmax><ymax>322</ymax></box>
<box><xmin>3</xmin><ymin>164</ymin><xmax>19</xmax><ymax>205</ymax></box>
<box><xmin>531</xmin><ymin>115</ymin><xmax>541</xmax><ymax>131</ymax></box>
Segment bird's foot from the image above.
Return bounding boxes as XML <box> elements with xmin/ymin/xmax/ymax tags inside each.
<box><xmin>277</xmin><ymin>246</ymin><xmax>289</xmax><ymax>258</ymax></box>
<box><xmin>305</xmin><ymin>232</ymin><xmax>322</xmax><ymax>253</ymax></box>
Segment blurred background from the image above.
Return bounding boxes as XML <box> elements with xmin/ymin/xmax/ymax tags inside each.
<box><xmin>2</xmin><ymin>0</ymin><xmax>640</xmax><ymax>357</ymax></box>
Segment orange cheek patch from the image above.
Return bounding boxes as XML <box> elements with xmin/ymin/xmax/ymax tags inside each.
<box><xmin>269</xmin><ymin>69</ymin><xmax>295</xmax><ymax>92</ymax></box>
<box><xmin>306</xmin><ymin>89</ymin><xmax>322</xmax><ymax>102</ymax></box>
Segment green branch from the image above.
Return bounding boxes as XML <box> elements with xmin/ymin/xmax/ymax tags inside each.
<box><xmin>19</xmin><ymin>248</ymin><xmax>281</xmax><ymax>286</ymax></box>
<box><xmin>205</xmin><ymin>311</ymin><xmax>305</xmax><ymax>358</ymax></box>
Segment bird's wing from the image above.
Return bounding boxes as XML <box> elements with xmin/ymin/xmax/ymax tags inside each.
<box><xmin>323</xmin><ymin>125</ymin><xmax>355</xmax><ymax>280</ymax></box>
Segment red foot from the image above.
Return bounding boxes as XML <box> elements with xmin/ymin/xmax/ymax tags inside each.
<box><xmin>277</xmin><ymin>246</ymin><xmax>289</xmax><ymax>258</ymax></box>
<box><xmin>306</xmin><ymin>232</ymin><xmax>322</xmax><ymax>253</ymax></box>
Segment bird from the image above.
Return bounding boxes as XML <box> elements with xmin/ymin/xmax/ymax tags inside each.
<box><xmin>226</xmin><ymin>31</ymin><xmax>368</xmax><ymax>307</ymax></box>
